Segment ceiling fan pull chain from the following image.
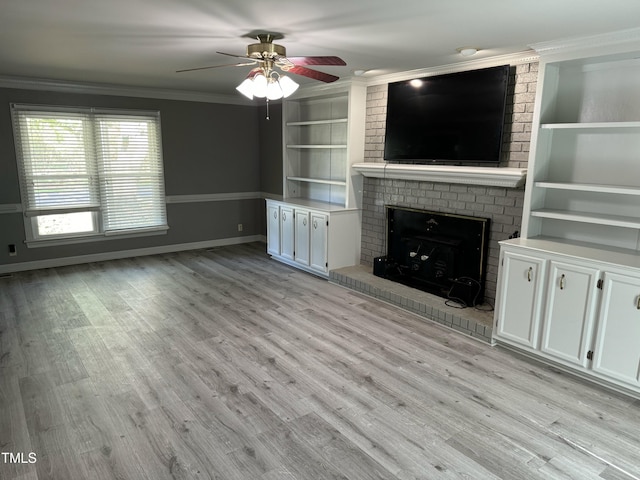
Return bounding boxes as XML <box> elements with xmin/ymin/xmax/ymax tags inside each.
<box><xmin>266</xmin><ymin>98</ymin><xmax>270</xmax><ymax>120</ymax></box>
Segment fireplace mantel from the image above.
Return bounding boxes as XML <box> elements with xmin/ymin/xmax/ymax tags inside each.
<box><xmin>352</xmin><ymin>162</ymin><xmax>527</xmax><ymax>188</ymax></box>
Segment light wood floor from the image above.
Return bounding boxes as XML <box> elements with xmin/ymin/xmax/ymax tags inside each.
<box><xmin>1</xmin><ymin>242</ymin><xmax>639</xmax><ymax>480</ymax></box>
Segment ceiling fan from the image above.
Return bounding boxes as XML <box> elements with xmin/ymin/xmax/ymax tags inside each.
<box><xmin>177</xmin><ymin>33</ymin><xmax>346</xmax><ymax>100</ymax></box>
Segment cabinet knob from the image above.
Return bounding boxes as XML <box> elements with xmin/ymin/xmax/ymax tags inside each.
<box><xmin>273</xmin><ymin>211</ymin><xmax>277</xmax><ymax>219</ymax></box>
<box><xmin>560</xmin><ymin>274</ymin><xmax>566</xmax><ymax>290</ymax></box>
<box><xmin>303</xmin><ymin>217</ymin><xmax>307</xmax><ymax>226</ymax></box>
<box><xmin>637</xmin><ymin>295</ymin><xmax>640</xmax><ymax>310</ymax></box>
<box><xmin>527</xmin><ymin>266</ymin><xmax>533</xmax><ymax>282</ymax></box>
<box><xmin>282</xmin><ymin>212</ymin><xmax>286</xmax><ymax>221</ymax></box>
<box><xmin>313</xmin><ymin>220</ymin><xmax>318</xmax><ymax>229</ymax></box>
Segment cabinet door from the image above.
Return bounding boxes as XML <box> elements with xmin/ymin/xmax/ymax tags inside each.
<box><xmin>280</xmin><ymin>206</ymin><xmax>295</xmax><ymax>261</ymax></box>
<box><xmin>540</xmin><ymin>262</ymin><xmax>600</xmax><ymax>367</ymax></box>
<box><xmin>266</xmin><ymin>203</ymin><xmax>280</xmax><ymax>256</ymax></box>
<box><xmin>592</xmin><ymin>272</ymin><xmax>640</xmax><ymax>387</ymax></box>
<box><xmin>309</xmin><ymin>212</ymin><xmax>328</xmax><ymax>273</ymax></box>
<box><xmin>495</xmin><ymin>250</ymin><xmax>546</xmax><ymax>349</ymax></box>
<box><xmin>294</xmin><ymin>209</ymin><xmax>310</xmax><ymax>266</ymax></box>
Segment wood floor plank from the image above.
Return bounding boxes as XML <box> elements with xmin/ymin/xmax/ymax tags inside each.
<box><xmin>255</xmin><ymin>420</ymin><xmax>349</xmax><ymax>480</ymax></box>
<box><xmin>0</xmin><ymin>374</ymin><xmax>36</xmax><ymax>480</ymax></box>
<box><xmin>43</xmin><ymin>330</ymin><xmax>89</xmax><ymax>386</ymax></box>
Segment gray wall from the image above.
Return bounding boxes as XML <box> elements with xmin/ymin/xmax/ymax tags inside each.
<box><xmin>257</xmin><ymin>102</ymin><xmax>284</xmax><ymax>196</ymax></box>
<box><xmin>0</xmin><ymin>86</ymin><xmax>281</xmax><ymax>268</ymax></box>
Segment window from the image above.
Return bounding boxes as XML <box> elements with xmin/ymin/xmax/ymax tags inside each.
<box><xmin>11</xmin><ymin>104</ymin><xmax>168</xmax><ymax>245</ymax></box>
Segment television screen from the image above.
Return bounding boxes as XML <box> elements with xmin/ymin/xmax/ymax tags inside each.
<box><xmin>384</xmin><ymin>65</ymin><xmax>510</xmax><ymax>164</ymax></box>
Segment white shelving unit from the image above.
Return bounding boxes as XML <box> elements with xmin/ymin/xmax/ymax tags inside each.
<box><xmin>523</xmin><ymin>49</ymin><xmax>640</xmax><ymax>251</ymax></box>
<box><xmin>266</xmin><ymin>81</ymin><xmax>367</xmax><ymax>276</ymax></box>
<box><xmin>493</xmin><ymin>29</ymin><xmax>640</xmax><ymax>398</ymax></box>
<box><xmin>283</xmin><ymin>86</ymin><xmax>361</xmax><ymax>207</ymax></box>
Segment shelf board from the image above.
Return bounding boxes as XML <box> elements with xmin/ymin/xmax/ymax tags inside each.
<box><xmin>534</xmin><ymin>182</ymin><xmax>640</xmax><ymax>196</ymax></box>
<box><xmin>287</xmin><ymin>176</ymin><xmax>347</xmax><ymax>187</ymax></box>
<box><xmin>540</xmin><ymin>121</ymin><xmax>640</xmax><ymax>130</ymax></box>
<box><xmin>286</xmin><ymin>118</ymin><xmax>348</xmax><ymax>126</ymax></box>
<box><xmin>531</xmin><ymin>208</ymin><xmax>640</xmax><ymax>229</ymax></box>
<box><xmin>352</xmin><ymin>162</ymin><xmax>527</xmax><ymax>188</ymax></box>
<box><xmin>287</xmin><ymin>144</ymin><xmax>347</xmax><ymax>149</ymax></box>
<box><xmin>499</xmin><ymin>237</ymin><xmax>640</xmax><ymax>270</ymax></box>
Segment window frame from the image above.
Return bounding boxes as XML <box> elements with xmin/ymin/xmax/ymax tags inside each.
<box><xmin>11</xmin><ymin>104</ymin><xmax>169</xmax><ymax>247</ymax></box>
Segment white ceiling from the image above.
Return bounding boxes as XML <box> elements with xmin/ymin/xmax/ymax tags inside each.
<box><xmin>2</xmin><ymin>0</ymin><xmax>640</xmax><ymax>98</ymax></box>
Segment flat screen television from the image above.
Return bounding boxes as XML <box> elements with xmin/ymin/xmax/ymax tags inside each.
<box><xmin>384</xmin><ymin>65</ymin><xmax>510</xmax><ymax>164</ymax></box>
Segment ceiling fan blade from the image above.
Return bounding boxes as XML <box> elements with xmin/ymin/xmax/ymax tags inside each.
<box><xmin>216</xmin><ymin>51</ymin><xmax>250</xmax><ymax>59</ymax></box>
<box><xmin>286</xmin><ymin>65</ymin><xmax>340</xmax><ymax>83</ymax></box>
<box><xmin>176</xmin><ymin>61</ymin><xmax>256</xmax><ymax>73</ymax></box>
<box><xmin>285</xmin><ymin>56</ymin><xmax>346</xmax><ymax>66</ymax></box>
<box><xmin>216</xmin><ymin>51</ymin><xmax>265</xmax><ymax>63</ymax></box>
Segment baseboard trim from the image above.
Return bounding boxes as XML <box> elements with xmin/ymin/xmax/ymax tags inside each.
<box><xmin>0</xmin><ymin>235</ymin><xmax>266</xmax><ymax>274</ymax></box>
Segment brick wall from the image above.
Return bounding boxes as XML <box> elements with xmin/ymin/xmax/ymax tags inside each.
<box><xmin>360</xmin><ymin>62</ymin><xmax>538</xmax><ymax>305</ymax></box>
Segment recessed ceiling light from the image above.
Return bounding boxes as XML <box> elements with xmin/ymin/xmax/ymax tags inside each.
<box><xmin>457</xmin><ymin>47</ymin><xmax>479</xmax><ymax>57</ymax></box>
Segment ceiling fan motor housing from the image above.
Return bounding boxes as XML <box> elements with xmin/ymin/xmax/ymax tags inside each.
<box><xmin>247</xmin><ymin>35</ymin><xmax>286</xmax><ymax>59</ymax></box>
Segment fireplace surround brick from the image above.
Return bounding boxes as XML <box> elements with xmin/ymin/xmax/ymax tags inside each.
<box><xmin>359</xmin><ymin>62</ymin><xmax>538</xmax><ymax>305</ymax></box>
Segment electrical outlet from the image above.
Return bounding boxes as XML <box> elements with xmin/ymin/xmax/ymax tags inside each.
<box><xmin>8</xmin><ymin>244</ymin><xmax>17</xmax><ymax>256</ymax></box>
<box><xmin>237</xmin><ymin>223</ymin><xmax>243</xmax><ymax>232</ymax></box>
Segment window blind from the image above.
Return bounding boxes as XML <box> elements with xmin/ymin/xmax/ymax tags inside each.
<box><xmin>12</xmin><ymin>108</ymin><xmax>100</xmax><ymax>217</ymax></box>
<box><xmin>11</xmin><ymin>104</ymin><xmax>168</xmax><ymax>240</ymax></box>
<box><xmin>95</xmin><ymin>112</ymin><xmax>167</xmax><ymax>233</ymax></box>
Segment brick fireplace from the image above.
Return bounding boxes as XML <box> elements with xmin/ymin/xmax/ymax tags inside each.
<box><xmin>379</xmin><ymin>206</ymin><xmax>491</xmax><ymax>305</ymax></box>
<box><xmin>358</xmin><ymin>62</ymin><xmax>537</xmax><ymax>305</ymax></box>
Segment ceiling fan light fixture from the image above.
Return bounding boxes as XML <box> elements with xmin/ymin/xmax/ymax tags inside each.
<box><xmin>236</xmin><ymin>70</ymin><xmax>299</xmax><ymax>101</ymax></box>
<box><xmin>236</xmin><ymin>78</ymin><xmax>255</xmax><ymax>99</ymax></box>
<box><xmin>180</xmin><ymin>33</ymin><xmax>343</xmax><ymax>99</ymax></box>
<box><xmin>266</xmin><ymin>79</ymin><xmax>284</xmax><ymax>100</ymax></box>
<box><xmin>252</xmin><ymin>73</ymin><xmax>268</xmax><ymax>98</ymax></box>
<box><xmin>278</xmin><ymin>75</ymin><xmax>299</xmax><ymax>97</ymax></box>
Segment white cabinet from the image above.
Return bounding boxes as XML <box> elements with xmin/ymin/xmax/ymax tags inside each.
<box><xmin>294</xmin><ymin>208</ymin><xmax>310</xmax><ymax>266</ymax></box>
<box><xmin>495</xmin><ymin>251</ymin><xmax>546</xmax><ymax>350</ymax></box>
<box><xmin>266</xmin><ymin>199</ymin><xmax>359</xmax><ymax>277</ymax></box>
<box><xmin>268</xmin><ymin>81</ymin><xmax>365</xmax><ymax>276</ymax></box>
<box><xmin>592</xmin><ymin>271</ymin><xmax>640</xmax><ymax>388</ymax></box>
<box><xmin>494</xmin><ymin>30</ymin><xmax>640</xmax><ymax>398</ymax></box>
<box><xmin>266</xmin><ymin>202</ymin><xmax>280</xmax><ymax>256</ymax></box>
<box><xmin>540</xmin><ymin>261</ymin><xmax>600</xmax><ymax>367</ymax></box>
<box><xmin>494</xmin><ymin>238</ymin><xmax>640</xmax><ymax>398</ymax></box>
<box><xmin>280</xmin><ymin>205</ymin><xmax>295</xmax><ymax>262</ymax></box>
<box><xmin>309</xmin><ymin>212</ymin><xmax>328</xmax><ymax>273</ymax></box>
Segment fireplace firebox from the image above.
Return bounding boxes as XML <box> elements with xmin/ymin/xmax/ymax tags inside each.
<box><xmin>374</xmin><ymin>206</ymin><xmax>490</xmax><ymax>306</ymax></box>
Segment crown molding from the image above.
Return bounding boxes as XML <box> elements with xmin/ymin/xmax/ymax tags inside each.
<box><xmin>364</xmin><ymin>50</ymin><xmax>539</xmax><ymax>87</ymax></box>
<box><xmin>0</xmin><ymin>75</ymin><xmax>256</xmax><ymax>105</ymax></box>
<box><xmin>530</xmin><ymin>27</ymin><xmax>640</xmax><ymax>59</ymax></box>
<box><xmin>287</xmin><ymin>77</ymin><xmax>367</xmax><ymax>99</ymax></box>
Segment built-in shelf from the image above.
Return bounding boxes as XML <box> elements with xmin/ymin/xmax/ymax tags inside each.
<box><xmin>535</xmin><ymin>182</ymin><xmax>640</xmax><ymax>195</ymax></box>
<box><xmin>287</xmin><ymin>176</ymin><xmax>347</xmax><ymax>186</ymax></box>
<box><xmin>286</xmin><ymin>118</ymin><xmax>348</xmax><ymax>126</ymax></box>
<box><xmin>530</xmin><ymin>208</ymin><xmax>640</xmax><ymax>229</ymax></box>
<box><xmin>501</xmin><ymin>236</ymin><xmax>640</xmax><ymax>270</ymax></box>
<box><xmin>540</xmin><ymin>121</ymin><xmax>640</xmax><ymax>130</ymax></box>
<box><xmin>287</xmin><ymin>144</ymin><xmax>348</xmax><ymax>149</ymax></box>
<box><xmin>352</xmin><ymin>162</ymin><xmax>527</xmax><ymax>188</ymax></box>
